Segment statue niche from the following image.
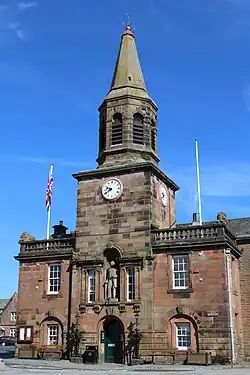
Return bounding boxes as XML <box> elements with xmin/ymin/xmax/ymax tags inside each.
<box><xmin>103</xmin><ymin>247</ymin><xmax>121</xmax><ymax>301</ymax></box>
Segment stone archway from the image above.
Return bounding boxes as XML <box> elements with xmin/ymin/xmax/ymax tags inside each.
<box><xmin>98</xmin><ymin>316</ymin><xmax>125</xmax><ymax>364</ymax></box>
<box><xmin>168</xmin><ymin>313</ymin><xmax>199</xmax><ymax>352</ymax></box>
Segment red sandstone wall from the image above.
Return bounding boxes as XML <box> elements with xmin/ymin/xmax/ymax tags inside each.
<box><xmin>154</xmin><ymin>249</ymin><xmax>231</xmax><ymax>358</ymax></box>
<box><xmin>238</xmin><ymin>243</ymin><xmax>250</xmax><ymax>361</ymax></box>
<box><xmin>17</xmin><ymin>259</ymin><xmax>71</xmax><ymax>345</ymax></box>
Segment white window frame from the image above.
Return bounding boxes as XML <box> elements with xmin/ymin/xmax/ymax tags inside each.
<box><xmin>18</xmin><ymin>326</ymin><xmax>33</xmax><ymax>342</ymax></box>
<box><xmin>176</xmin><ymin>323</ymin><xmax>190</xmax><ymax>350</ymax></box>
<box><xmin>48</xmin><ymin>264</ymin><xmax>61</xmax><ymax>294</ymax></box>
<box><xmin>9</xmin><ymin>328</ymin><xmax>16</xmax><ymax>338</ymax></box>
<box><xmin>88</xmin><ymin>269</ymin><xmax>95</xmax><ymax>303</ymax></box>
<box><xmin>47</xmin><ymin>325</ymin><xmax>59</xmax><ymax>346</ymax></box>
<box><xmin>127</xmin><ymin>267</ymin><xmax>136</xmax><ymax>301</ymax></box>
<box><xmin>10</xmin><ymin>312</ymin><xmax>17</xmax><ymax>322</ymax></box>
<box><xmin>172</xmin><ymin>255</ymin><xmax>189</xmax><ymax>289</ymax></box>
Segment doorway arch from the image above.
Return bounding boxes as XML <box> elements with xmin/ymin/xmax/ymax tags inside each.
<box><xmin>103</xmin><ymin>316</ymin><xmax>124</xmax><ymax>363</ymax></box>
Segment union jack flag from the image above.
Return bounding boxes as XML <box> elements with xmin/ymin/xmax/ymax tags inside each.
<box><xmin>46</xmin><ymin>164</ymin><xmax>54</xmax><ymax>210</ymax></box>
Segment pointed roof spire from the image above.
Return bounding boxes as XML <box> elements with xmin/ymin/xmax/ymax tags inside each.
<box><xmin>108</xmin><ymin>26</ymin><xmax>148</xmax><ymax>97</ymax></box>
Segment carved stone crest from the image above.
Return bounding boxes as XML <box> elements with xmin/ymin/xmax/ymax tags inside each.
<box><xmin>20</xmin><ymin>232</ymin><xmax>36</xmax><ymax>242</ymax></box>
<box><xmin>217</xmin><ymin>212</ymin><xmax>227</xmax><ymax>223</ymax></box>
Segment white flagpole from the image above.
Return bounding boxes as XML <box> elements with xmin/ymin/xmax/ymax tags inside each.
<box><xmin>195</xmin><ymin>139</ymin><xmax>202</xmax><ymax>225</ymax></box>
<box><xmin>46</xmin><ymin>164</ymin><xmax>53</xmax><ymax>240</ymax></box>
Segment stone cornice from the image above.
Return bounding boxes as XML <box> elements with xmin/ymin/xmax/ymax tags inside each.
<box><xmin>73</xmin><ymin>161</ymin><xmax>179</xmax><ymax>192</ymax></box>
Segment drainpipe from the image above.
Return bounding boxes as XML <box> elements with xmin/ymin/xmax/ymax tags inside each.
<box><xmin>225</xmin><ymin>249</ymin><xmax>235</xmax><ymax>365</ymax></box>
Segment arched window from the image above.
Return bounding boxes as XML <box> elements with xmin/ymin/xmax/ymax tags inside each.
<box><xmin>133</xmin><ymin>113</ymin><xmax>144</xmax><ymax>145</ymax></box>
<box><xmin>151</xmin><ymin>120</ymin><xmax>156</xmax><ymax>151</ymax></box>
<box><xmin>111</xmin><ymin>113</ymin><xmax>123</xmax><ymax>146</ymax></box>
<box><xmin>168</xmin><ymin>314</ymin><xmax>198</xmax><ymax>352</ymax></box>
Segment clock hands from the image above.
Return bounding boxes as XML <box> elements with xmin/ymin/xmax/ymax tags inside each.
<box><xmin>104</xmin><ymin>187</ymin><xmax>112</xmax><ymax>194</ymax></box>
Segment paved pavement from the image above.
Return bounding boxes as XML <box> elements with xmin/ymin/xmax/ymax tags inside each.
<box><xmin>1</xmin><ymin>358</ymin><xmax>250</xmax><ymax>374</ymax></box>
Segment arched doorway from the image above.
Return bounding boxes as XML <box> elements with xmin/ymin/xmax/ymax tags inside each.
<box><xmin>103</xmin><ymin>317</ymin><xmax>124</xmax><ymax>363</ymax></box>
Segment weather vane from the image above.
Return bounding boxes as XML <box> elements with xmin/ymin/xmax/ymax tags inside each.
<box><xmin>123</xmin><ymin>13</ymin><xmax>135</xmax><ymax>32</ymax></box>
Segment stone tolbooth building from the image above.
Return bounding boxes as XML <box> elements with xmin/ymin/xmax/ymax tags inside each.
<box><xmin>15</xmin><ymin>26</ymin><xmax>250</xmax><ymax>365</ymax></box>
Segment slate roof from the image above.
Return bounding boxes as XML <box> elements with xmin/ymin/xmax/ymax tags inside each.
<box><xmin>227</xmin><ymin>217</ymin><xmax>250</xmax><ymax>237</ymax></box>
<box><xmin>0</xmin><ymin>299</ymin><xmax>9</xmax><ymax>310</ymax></box>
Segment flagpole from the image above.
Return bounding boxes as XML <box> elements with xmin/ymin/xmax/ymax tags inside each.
<box><xmin>46</xmin><ymin>164</ymin><xmax>53</xmax><ymax>240</ymax></box>
<box><xmin>195</xmin><ymin>139</ymin><xmax>202</xmax><ymax>225</ymax></box>
<box><xmin>46</xmin><ymin>204</ymin><xmax>51</xmax><ymax>240</ymax></box>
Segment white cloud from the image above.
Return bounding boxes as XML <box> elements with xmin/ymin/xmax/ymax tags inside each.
<box><xmin>169</xmin><ymin>163</ymin><xmax>250</xmax><ymax>198</ymax></box>
<box><xmin>17</xmin><ymin>2</ymin><xmax>37</xmax><ymax>13</ymax></box>
<box><xmin>166</xmin><ymin>162</ymin><xmax>250</xmax><ymax>221</ymax></box>
<box><xmin>0</xmin><ymin>2</ymin><xmax>37</xmax><ymax>44</ymax></box>
<box><xmin>15</xmin><ymin>29</ymin><xmax>25</xmax><ymax>41</ymax></box>
<box><xmin>19</xmin><ymin>156</ymin><xmax>94</xmax><ymax>168</ymax></box>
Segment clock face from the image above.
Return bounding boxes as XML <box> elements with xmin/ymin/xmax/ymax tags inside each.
<box><xmin>102</xmin><ymin>178</ymin><xmax>123</xmax><ymax>201</ymax></box>
<box><xmin>160</xmin><ymin>185</ymin><xmax>167</xmax><ymax>207</ymax></box>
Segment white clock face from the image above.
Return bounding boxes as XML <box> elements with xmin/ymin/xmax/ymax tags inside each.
<box><xmin>160</xmin><ymin>185</ymin><xmax>167</xmax><ymax>207</ymax></box>
<box><xmin>102</xmin><ymin>178</ymin><xmax>123</xmax><ymax>201</ymax></box>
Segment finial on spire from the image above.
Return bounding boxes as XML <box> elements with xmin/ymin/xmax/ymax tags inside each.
<box><xmin>125</xmin><ymin>13</ymin><xmax>132</xmax><ymax>28</ymax></box>
<box><xmin>123</xmin><ymin>13</ymin><xmax>135</xmax><ymax>34</ymax></box>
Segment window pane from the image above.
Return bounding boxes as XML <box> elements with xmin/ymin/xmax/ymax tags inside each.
<box><xmin>176</xmin><ymin>323</ymin><xmax>190</xmax><ymax>350</ymax></box>
<box><xmin>48</xmin><ymin>264</ymin><xmax>61</xmax><ymax>293</ymax></box>
<box><xmin>127</xmin><ymin>268</ymin><xmax>135</xmax><ymax>300</ymax></box>
<box><xmin>173</xmin><ymin>256</ymin><xmax>189</xmax><ymax>289</ymax></box>
<box><xmin>48</xmin><ymin>325</ymin><xmax>58</xmax><ymax>345</ymax></box>
<box><xmin>88</xmin><ymin>269</ymin><xmax>95</xmax><ymax>303</ymax></box>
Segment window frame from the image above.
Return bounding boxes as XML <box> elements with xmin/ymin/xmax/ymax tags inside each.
<box><xmin>88</xmin><ymin>269</ymin><xmax>96</xmax><ymax>304</ymax></box>
<box><xmin>9</xmin><ymin>328</ymin><xmax>16</xmax><ymax>338</ymax></box>
<box><xmin>17</xmin><ymin>326</ymin><xmax>33</xmax><ymax>343</ymax></box>
<box><xmin>47</xmin><ymin>263</ymin><xmax>61</xmax><ymax>295</ymax></box>
<box><xmin>172</xmin><ymin>255</ymin><xmax>189</xmax><ymax>290</ymax></box>
<box><xmin>175</xmin><ymin>322</ymin><xmax>191</xmax><ymax>351</ymax></box>
<box><xmin>126</xmin><ymin>267</ymin><xmax>136</xmax><ymax>301</ymax></box>
<box><xmin>10</xmin><ymin>312</ymin><xmax>17</xmax><ymax>322</ymax></box>
<box><xmin>47</xmin><ymin>325</ymin><xmax>59</xmax><ymax>346</ymax></box>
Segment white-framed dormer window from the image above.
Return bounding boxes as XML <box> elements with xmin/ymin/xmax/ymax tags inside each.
<box><xmin>176</xmin><ymin>323</ymin><xmax>190</xmax><ymax>350</ymax></box>
<box><xmin>47</xmin><ymin>325</ymin><xmax>58</xmax><ymax>345</ymax></box>
<box><xmin>48</xmin><ymin>264</ymin><xmax>61</xmax><ymax>294</ymax></box>
<box><xmin>127</xmin><ymin>267</ymin><xmax>135</xmax><ymax>301</ymax></box>
<box><xmin>10</xmin><ymin>312</ymin><xmax>17</xmax><ymax>322</ymax></box>
<box><xmin>172</xmin><ymin>255</ymin><xmax>189</xmax><ymax>289</ymax></box>
<box><xmin>88</xmin><ymin>269</ymin><xmax>95</xmax><ymax>303</ymax></box>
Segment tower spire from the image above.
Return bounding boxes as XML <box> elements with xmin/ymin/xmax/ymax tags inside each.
<box><xmin>97</xmin><ymin>26</ymin><xmax>159</xmax><ymax>167</ymax></box>
<box><xmin>107</xmin><ymin>25</ymin><xmax>148</xmax><ymax>97</ymax></box>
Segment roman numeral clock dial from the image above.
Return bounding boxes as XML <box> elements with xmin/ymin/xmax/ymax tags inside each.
<box><xmin>101</xmin><ymin>178</ymin><xmax>123</xmax><ymax>201</ymax></box>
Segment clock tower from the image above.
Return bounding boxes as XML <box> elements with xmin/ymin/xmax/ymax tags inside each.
<box><xmin>71</xmin><ymin>26</ymin><xmax>179</xmax><ymax>363</ymax></box>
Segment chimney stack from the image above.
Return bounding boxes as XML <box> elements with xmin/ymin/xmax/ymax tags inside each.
<box><xmin>51</xmin><ymin>220</ymin><xmax>68</xmax><ymax>239</ymax></box>
<box><xmin>192</xmin><ymin>213</ymin><xmax>200</xmax><ymax>226</ymax></box>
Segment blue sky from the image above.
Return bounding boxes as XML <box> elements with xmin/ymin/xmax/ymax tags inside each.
<box><xmin>1</xmin><ymin>0</ymin><xmax>250</xmax><ymax>297</ymax></box>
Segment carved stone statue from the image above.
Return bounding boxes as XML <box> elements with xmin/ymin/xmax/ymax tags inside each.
<box><xmin>105</xmin><ymin>261</ymin><xmax>117</xmax><ymax>299</ymax></box>
<box><xmin>217</xmin><ymin>212</ymin><xmax>227</xmax><ymax>223</ymax></box>
<box><xmin>19</xmin><ymin>232</ymin><xmax>36</xmax><ymax>242</ymax></box>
